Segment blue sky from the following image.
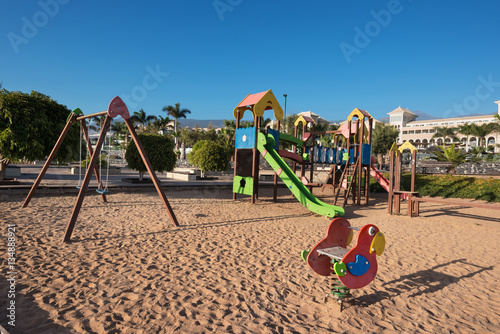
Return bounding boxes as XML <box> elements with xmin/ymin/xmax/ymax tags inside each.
<box><xmin>1</xmin><ymin>0</ymin><xmax>500</xmax><ymax>124</ymax></box>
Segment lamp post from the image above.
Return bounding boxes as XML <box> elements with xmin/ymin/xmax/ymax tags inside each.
<box><xmin>283</xmin><ymin>94</ymin><xmax>287</xmax><ymax>132</ymax></box>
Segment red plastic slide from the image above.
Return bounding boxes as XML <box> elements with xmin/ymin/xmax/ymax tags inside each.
<box><xmin>370</xmin><ymin>164</ymin><xmax>408</xmax><ymax>200</ymax></box>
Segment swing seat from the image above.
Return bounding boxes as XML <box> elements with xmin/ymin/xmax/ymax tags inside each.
<box><xmin>96</xmin><ymin>189</ymin><xmax>110</xmax><ymax>195</ymax></box>
<box><xmin>76</xmin><ymin>186</ymin><xmax>81</xmax><ymax>189</ymax></box>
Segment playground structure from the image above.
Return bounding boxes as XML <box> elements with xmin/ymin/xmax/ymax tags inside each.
<box><xmin>283</xmin><ymin>108</ymin><xmax>377</xmax><ymax>208</ymax></box>
<box><xmin>386</xmin><ymin>141</ymin><xmax>500</xmax><ymax>216</ymax></box>
<box><xmin>387</xmin><ymin>141</ymin><xmax>419</xmax><ymax>216</ymax></box>
<box><xmin>232</xmin><ymin>89</ymin><xmax>345</xmax><ymax>218</ymax></box>
<box><xmin>22</xmin><ymin>96</ymin><xmax>179</xmax><ymax>242</ymax></box>
<box><xmin>302</xmin><ymin>218</ymin><xmax>385</xmax><ymax>311</ymax></box>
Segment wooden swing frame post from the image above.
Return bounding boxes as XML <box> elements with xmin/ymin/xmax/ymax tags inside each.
<box><xmin>23</xmin><ymin>99</ymin><xmax>179</xmax><ymax>243</ymax></box>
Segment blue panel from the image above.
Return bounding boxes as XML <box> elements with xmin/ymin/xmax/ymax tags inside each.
<box><xmin>349</xmin><ymin>148</ymin><xmax>355</xmax><ymax>164</ymax></box>
<box><xmin>362</xmin><ymin>143</ymin><xmax>372</xmax><ymax>165</ymax></box>
<box><xmin>267</xmin><ymin>129</ymin><xmax>280</xmax><ymax>150</ymax></box>
<box><xmin>332</xmin><ymin>148</ymin><xmax>337</xmax><ymax>164</ymax></box>
<box><xmin>347</xmin><ymin>254</ymin><xmax>370</xmax><ymax>277</ymax></box>
<box><xmin>235</xmin><ymin>127</ymin><xmax>256</xmax><ymax>149</ymax></box>
<box><xmin>325</xmin><ymin>147</ymin><xmax>330</xmax><ymax>163</ymax></box>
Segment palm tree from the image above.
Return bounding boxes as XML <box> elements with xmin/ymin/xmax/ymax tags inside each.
<box><xmin>111</xmin><ymin>120</ymin><xmax>127</xmax><ymax>144</ymax></box>
<box><xmin>130</xmin><ymin>109</ymin><xmax>156</xmax><ymax>132</ymax></box>
<box><xmin>458</xmin><ymin>123</ymin><xmax>474</xmax><ymax>152</ymax></box>
<box><xmin>432</xmin><ymin>126</ymin><xmax>458</xmax><ymax>146</ymax></box>
<box><xmin>150</xmin><ymin>115</ymin><xmax>174</xmax><ymax>135</ymax></box>
<box><xmin>427</xmin><ymin>144</ymin><xmax>467</xmax><ymax>173</ymax></box>
<box><xmin>470</xmin><ymin>123</ymin><xmax>492</xmax><ymax>148</ymax></box>
<box><xmin>162</xmin><ymin>102</ymin><xmax>191</xmax><ymax>136</ymax></box>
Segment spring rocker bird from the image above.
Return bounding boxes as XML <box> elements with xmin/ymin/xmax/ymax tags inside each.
<box><xmin>301</xmin><ymin>218</ymin><xmax>385</xmax><ymax>310</ymax></box>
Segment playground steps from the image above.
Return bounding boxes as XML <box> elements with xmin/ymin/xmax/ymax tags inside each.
<box><xmin>334</xmin><ymin>158</ymin><xmax>361</xmax><ymax>208</ymax></box>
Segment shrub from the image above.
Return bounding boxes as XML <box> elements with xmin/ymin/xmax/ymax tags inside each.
<box><xmin>81</xmin><ymin>153</ymin><xmax>107</xmax><ymax>168</ymax></box>
<box><xmin>188</xmin><ymin>140</ymin><xmax>229</xmax><ymax>177</ymax></box>
<box><xmin>125</xmin><ymin>134</ymin><xmax>176</xmax><ymax>179</ymax></box>
<box><xmin>369</xmin><ymin>173</ymin><xmax>500</xmax><ymax>202</ymax></box>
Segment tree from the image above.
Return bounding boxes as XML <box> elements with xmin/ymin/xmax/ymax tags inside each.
<box><xmin>130</xmin><ymin>109</ymin><xmax>156</xmax><ymax>132</ymax></box>
<box><xmin>188</xmin><ymin>140</ymin><xmax>229</xmax><ymax>178</ymax></box>
<box><xmin>470</xmin><ymin>123</ymin><xmax>495</xmax><ymax>148</ymax></box>
<box><xmin>125</xmin><ymin>134</ymin><xmax>176</xmax><ymax>180</ymax></box>
<box><xmin>0</xmin><ymin>89</ymin><xmax>79</xmax><ymax>180</ymax></box>
<box><xmin>458</xmin><ymin>123</ymin><xmax>475</xmax><ymax>152</ymax></box>
<box><xmin>432</xmin><ymin>126</ymin><xmax>458</xmax><ymax>146</ymax></box>
<box><xmin>218</xmin><ymin>121</ymin><xmax>236</xmax><ymax>161</ymax></box>
<box><xmin>371</xmin><ymin>123</ymin><xmax>399</xmax><ymax>166</ymax></box>
<box><xmin>148</xmin><ymin>115</ymin><xmax>173</xmax><ymax>135</ymax></box>
<box><xmin>427</xmin><ymin>144</ymin><xmax>466</xmax><ymax>173</ymax></box>
<box><xmin>162</xmin><ymin>102</ymin><xmax>191</xmax><ymax>150</ymax></box>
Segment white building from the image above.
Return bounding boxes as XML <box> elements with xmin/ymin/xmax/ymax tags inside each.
<box><xmin>388</xmin><ymin>101</ymin><xmax>500</xmax><ymax>152</ymax></box>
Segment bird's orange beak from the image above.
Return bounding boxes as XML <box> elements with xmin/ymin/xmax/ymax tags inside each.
<box><xmin>370</xmin><ymin>232</ymin><xmax>385</xmax><ymax>256</ymax></box>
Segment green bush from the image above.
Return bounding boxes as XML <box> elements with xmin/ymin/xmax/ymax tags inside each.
<box><xmin>125</xmin><ymin>134</ymin><xmax>176</xmax><ymax>177</ymax></box>
<box><xmin>188</xmin><ymin>140</ymin><xmax>229</xmax><ymax>176</ymax></box>
<box><xmin>370</xmin><ymin>173</ymin><xmax>500</xmax><ymax>202</ymax></box>
<box><xmin>81</xmin><ymin>153</ymin><xmax>107</xmax><ymax>168</ymax></box>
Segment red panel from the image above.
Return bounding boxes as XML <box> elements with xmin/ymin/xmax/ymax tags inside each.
<box><xmin>338</xmin><ymin>224</ymin><xmax>379</xmax><ymax>289</ymax></box>
<box><xmin>307</xmin><ymin>218</ymin><xmax>351</xmax><ymax>276</ymax></box>
<box><xmin>237</xmin><ymin>91</ymin><xmax>267</xmax><ymax>107</ymax></box>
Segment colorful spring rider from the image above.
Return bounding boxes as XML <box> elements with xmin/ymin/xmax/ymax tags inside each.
<box><xmin>301</xmin><ymin>218</ymin><xmax>385</xmax><ymax>311</ymax></box>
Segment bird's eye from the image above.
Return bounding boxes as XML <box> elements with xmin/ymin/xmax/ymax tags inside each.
<box><xmin>368</xmin><ymin>226</ymin><xmax>376</xmax><ymax>236</ymax></box>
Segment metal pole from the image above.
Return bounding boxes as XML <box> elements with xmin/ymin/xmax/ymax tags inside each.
<box><xmin>283</xmin><ymin>94</ymin><xmax>287</xmax><ymax>133</ymax></box>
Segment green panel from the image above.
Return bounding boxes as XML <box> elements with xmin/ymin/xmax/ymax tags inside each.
<box><xmin>257</xmin><ymin>132</ymin><xmax>344</xmax><ymax>218</ymax></box>
<box><xmin>279</xmin><ymin>133</ymin><xmax>303</xmax><ymax>148</ymax></box>
<box><xmin>233</xmin><ymin>176</ymin><xmax>254</xmax><ymax>196</ymax></box>
<box><xmin>67</xmin><ymin>108</ymin><xmax>84</xmax><ymax>123</ymax></box>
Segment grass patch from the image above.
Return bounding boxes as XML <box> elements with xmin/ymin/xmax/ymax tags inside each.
<box><xmin>370</xmin><ymin>173</ymin><xmax>500</xmax><ymax>202</ymax></box>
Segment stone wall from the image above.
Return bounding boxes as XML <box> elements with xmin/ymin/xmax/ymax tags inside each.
<box><xmin>416</xmin><ymin>161</ymin><xmax>500</xmax><ymax>175</ymax></box>
<box><xmin>454</xmin><ymin>162</ymin><xmax>500</xmax><ymax>175</ymax></box>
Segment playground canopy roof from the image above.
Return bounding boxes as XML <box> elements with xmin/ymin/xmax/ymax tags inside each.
<box><xmin>347</xmin><ymin>108</ymin><xmax>373</xmax><ymax>121</ymax></box>
<box><xmin>233</xmin><ymin>89</ymin><xmax>284</xmax><ymax>121</ymax></box>
<box><xmin>294</xmin><ymin>115</ymin><xmax>316</xmax><ymax>127</ymax></box>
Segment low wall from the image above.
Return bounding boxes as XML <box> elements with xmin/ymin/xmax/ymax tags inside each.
<box><xmin>416</xmin><ymin>161</ymin><xmax>500</xmax><ymax>175</ymax></box>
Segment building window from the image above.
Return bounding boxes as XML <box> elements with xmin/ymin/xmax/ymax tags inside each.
<box><xmin>402</xmin><ymin>131</ymin><xmax>408</xmax><ymax>134</ymax></box>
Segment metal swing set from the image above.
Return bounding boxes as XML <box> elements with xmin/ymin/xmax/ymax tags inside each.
<box><xmin>22</xmin><ymin>96</ymin><xmax>179</xmax><ymax>243</ymax></box>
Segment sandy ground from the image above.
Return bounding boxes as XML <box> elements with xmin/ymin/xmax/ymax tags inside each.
<box><xmin>0</xmin><ymin>186</ymin><xmax>499</xmax><ymax>334</ymax></box>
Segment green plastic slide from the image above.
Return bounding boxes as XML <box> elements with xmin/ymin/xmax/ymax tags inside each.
<box><xmin>257</xmin><ymin>132</ymin><xmax>345</xmax><ymax>218</ymax></box>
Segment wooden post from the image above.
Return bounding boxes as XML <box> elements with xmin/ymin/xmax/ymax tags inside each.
<box><xmin>365</xmin><ymin>117</ymin><xmax>373</xmax><ymax>205</ymax></box>
<box><xmin>309</xmin><ymin>122</ymin><xmax>315</xmax><ymax>192</ymax></box>
<box><xmin>357</xmin><ymin>118</ymin><xmax>364</xmax><ymax>205</ymax></box>
<box><xmin>411</xmin><ymin>150</ymin><xmax>416</xmax><ymax>193</ymax></box>
<box><xmin>63</xmin><ymin>115</ymin><xmax>112</xmax><ymax>242</ymax></box>
<box><xmin>22</xmin><ymin>114</ymin><xmax>77</xmax><ymax>208</ymax></box>
<box><xmin>273</xmin><ymin>120</ymin><xmax>280</xmax><ymax>202</ymax></box>
<box><xmin>254</xmin><ymin>116</ymin><xmax>261</xmax><ymax>201</ymax></box>
<box><xmin>125</xmin><ymin>118</ymin><xmax>179</xmax><ymax>227</ymax></box>
<box><xmin>388</xmin><ymin>150</ymin><xmax>395</xmax><ymax>214</ymax></box>
<box><xmin>81</xmin><ymin>120</ymin><xmax>107</xmax><ymax>203</ymax></box>
<box><xmin>233</xmin><ymin>110</ymin><xmax>240</xmax><ymax>200</ymax></box>
<box><xmin>394</xmin><ymin>152</ymin><xmax>402</xmax><ymax>214</ymax></box>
